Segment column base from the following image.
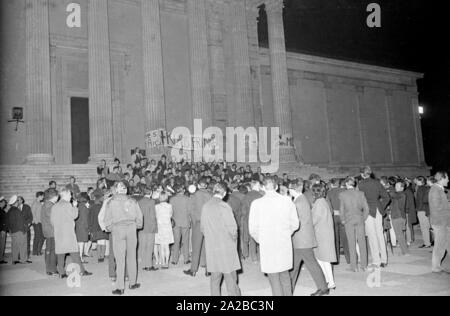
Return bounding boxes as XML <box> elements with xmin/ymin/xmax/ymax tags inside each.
<box><xmin>89</xmin><ymin>154</ymin><xmax>115</xmax><ymax>165</ymax></box>
<box><xmin>26</xmin><ymin>154</ymin><xmax>55</xmax><ymax>165</ymax></box>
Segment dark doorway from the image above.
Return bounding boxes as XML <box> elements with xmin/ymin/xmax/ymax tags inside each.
<box><xmin>70</xmin><ymin>97</ymin><xmax>90</xmax><ymax>164</ymax></box>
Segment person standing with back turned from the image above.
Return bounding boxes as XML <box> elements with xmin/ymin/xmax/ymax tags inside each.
<box><xmin>358</xmin><ymin>166</ymin><xmax>390</xmax><ymax>268</ymax></box>
<box><xmin>249</xmin><ymin>177</ymin><xmax>299</xmax><ymax>296</ymax></box>
<box><xmin>103</xmin><ymin>181</ymin><xmax>143</xmax><ymax>295</ymax></box>
<box><xmin>201</xmin><ymin>183</ymin><xmax>241</xmax><ymax>296</ymax></box>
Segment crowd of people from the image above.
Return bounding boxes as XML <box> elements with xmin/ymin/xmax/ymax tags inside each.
<box><xmin>0</xmin><ymin>151</ymin><xmax>449</xmax><ymax>296</ymax></box>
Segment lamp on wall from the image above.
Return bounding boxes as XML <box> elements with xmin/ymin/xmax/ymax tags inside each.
<box><xmin>418</xmin><ymin>106</ymin><xmax>424</xmax><ymax>115</ymax></box>
<box><xmin>8</xmin><ymin>107</ymin><xmax>25</xmax><ymax>131</ymax></box>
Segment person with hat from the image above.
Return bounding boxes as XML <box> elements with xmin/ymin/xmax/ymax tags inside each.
<box><xmin>51</xmin><ymin>188</ymin><xmax>92</xmax><ymax>278</ymax></box>
<box><xmin>0</xmin><ymin>196</ymin><xmax>8</xmax><ymax>264</ymax></box>
<box><xmin>103</xmin><ymin>181</ymin><xmax>143</xmax><ymax>295</ymax></box>
<box><xmin>7</xmin><ymin>195</ymin><xmax>32</xmax><ymax>264</ymax></box>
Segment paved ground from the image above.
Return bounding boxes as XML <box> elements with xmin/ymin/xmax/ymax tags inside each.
<box><xmin>1</xmin><ymin>239</ymin><xmax>449</xmax><ymax>296</ymax></box>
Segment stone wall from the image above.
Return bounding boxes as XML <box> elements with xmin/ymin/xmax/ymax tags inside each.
<box><xmin>0</xmin><ymin>0</ymin><xmax>428</xmax><ymax>176</ymax></box>
<box><xmin>260</xmin><ymin>49</ymin><xmax>427</xmax><ymax>174</ymax></box>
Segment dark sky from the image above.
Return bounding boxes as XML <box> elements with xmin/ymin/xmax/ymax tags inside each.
<box><xmin>258</xmin><ymin>0</ymin><xmax>450</xmax><ymax>173</ymax></box>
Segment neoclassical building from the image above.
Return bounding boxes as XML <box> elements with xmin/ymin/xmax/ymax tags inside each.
<box><xmin>1</xmin><ymin>0</ymin><xmax>428</xmax><ymax>176</ymax></box>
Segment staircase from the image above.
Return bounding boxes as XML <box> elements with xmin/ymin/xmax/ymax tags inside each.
<box><xmin>0</xmin><ymin>165</ymin><xmax>99</xmax><ymax>256</ymax></box>
<box><xmin>0</xmin><ymin>165</ymin><xmax>99</xmax><ymax>204</ymax></box>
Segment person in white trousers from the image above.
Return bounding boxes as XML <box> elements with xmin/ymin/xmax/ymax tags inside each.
<box><xmin>415</xmin><ymin>176</ymin><xmax>432</xmax><ymax>248</ymax></box>
<box><xmin>358</xmin><ymin>167</ymin><xmax>391</xmax><ymax>268</ymax></box>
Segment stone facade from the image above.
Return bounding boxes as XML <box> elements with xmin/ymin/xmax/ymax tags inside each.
<box><xmin>0</xmin><ymin>0</ymin><xmax>428</xmax><ymax>175</ymax></box>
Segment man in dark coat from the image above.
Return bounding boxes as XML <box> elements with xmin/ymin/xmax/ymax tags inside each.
<box><xmin>65</xmin><ymin>176</ymin><xmax>81</xmax><ymax>198</ymax></box>
<box><xmin>226</xmin><ymin>183</ymin><xmax>246</xmax><ymax>258</ymax></box>
<box><xmin>339</xmin><ymin>177</ymin><xmax>370</xmax><ymax>270</ymax></box>
<box><xmin>135</xmin><ymin>187</ymin><xmax>158</xmax><ymax>271</ymax></box>
<box><xmin>170</xmin><ymin>186</ymin><xmax>190</xmax><ymax>265</ymax></box>
<box><xmin>0</xmin><ymin>197</ymin><xmax>9</xmax><ymax>264</ymax></box>
<box><xmin>31</xmin><ymin>192</ymin><xmax>45</xmax><ymax>256</ymax></box>
<box><xmin>17</xmin><ymin>196</ymin><xmax>33</xmax><ymax>260</ymax></box>
<box><xmin>184</xmin><ymin>178</ymin><xmax>212</xmax><ymax>277</ymax></box>
<box><xmin>327</xmin><ymin>178</ymin><xmax>350</xmax><ymax>265</ymax></box>
<box><xmin>89</xmin><ymin>191</ymin><xmax>109</xmax><ymax>262</ymax></box>
<box><xmin>75</xmin><ymin>192</ymin><xmax>90</xmax><ymax>261</ymax></box>
<box><xmin>415</xmin><ymin>177</ymin><xmax>431</xmax><ymax>248</ymax></box>
<box><xmin>289</xmin><ymin>179</ymin><xmax>328</xmax><ymax>296</ymax></box>
<box><xmin>201</xmin><ymin>183</ymin><xmax>241</xmax><ymax>296</ymax></box>
<box><xmin>240</xmin><ymin>181</ymin><xmax>262</xmax><ymax>262</ymax></box>
<box><xmin>404</xmin><ymin>180</ymin><xmax>417</xmax><ymax>245</ymax></box>
<box><xmin>357</xmin><ymin>166</ymin><xmax>390</xmax><ymax>268</ymax></box>
<box><xmin>7</xmin><ymin>195</ymin><xmax>32</xmax><ymax>264</ymax></box>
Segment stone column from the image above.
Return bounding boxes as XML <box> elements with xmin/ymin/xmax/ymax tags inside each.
<box><xmin>25</xmin><ymin>0</ymin><xmax>54</xmax><ymax>164</ymax></box>
<box><xmin>207</xmin><ymin>0</ymin><xmax>227</xmax><ymax>130</ymax></box>
<box><xmin>188</xmin><ymin>0</ymin><xmax>212</xmax><ymax>127</ymax></box>
<box><xmin>384</xmin><ymin>90</ymin><xmax>395</xmax><ymax>164</ymax></box>
<box><xmin>246</xmin><ymin>4</ymin><xmax>263</xmax><ymax>128</ymax></box>
<box><xmin>411</xmin><ymin>94</ymin><xmax>426</xmax><ymax>165</ymax></box>
<box><xmin>141</xmin><ymin>0</ymin><xmax>166</xmax><ymax>158</ymax></box>
<box><xmin>265</xmin><ymin>0</ymin><xmax>296</xmax><ymax>162</ymax></box>
<box><xmin>228</xmin><ymin>0</ymin><xmax>254</xmax><ymax>128</ymax></box>
<box><xmin>88</xmin><ymin>0</ymin><xmax>114</xmax><ymax>163</ymax></box>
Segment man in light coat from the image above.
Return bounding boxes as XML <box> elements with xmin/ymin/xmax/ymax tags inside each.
<box><xmin>41</xmin><ymin>189</ymin><xmax>59</xmax><ymax>276</ymax></box>
<box><xmin>249</xmin><ymin>176</ymin><xmax>299</xmax><ymax>296</ymax></box>
<box><xmin>201</xmin><ymin>183</ymin><xmax>241</xmax><ymax>296</ymax></box>
<box><xmin>289</xmin><ymin>179</ymin><xmax>329</xmax><ymax>296</ymax></box>
<box><xmin>51</xmin><ymin>188</ymin><xmax>91</xmax><ymax>278</ymax></box>
<box><xmin>428</xmin><ymin>171</ymin><xmax>450</xmax><ymax>274</ymax></box>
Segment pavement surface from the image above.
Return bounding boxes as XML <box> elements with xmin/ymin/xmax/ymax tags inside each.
<box><xmin>1</xmin><ymin>238</ymin><xmax>449</xmax><ymax>296</ymax></box>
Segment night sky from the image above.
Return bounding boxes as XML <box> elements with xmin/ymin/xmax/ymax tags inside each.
<box><xmin>258</xmin><ymin>0</ymin><xmax>450</xmax><ymax>173</ymax></box>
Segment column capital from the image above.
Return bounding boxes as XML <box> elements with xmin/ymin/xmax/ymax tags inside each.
<box><xmin>265</xmin><ymin>0</ymin><xmax>284</xmax><ymax>15</ymax></box>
